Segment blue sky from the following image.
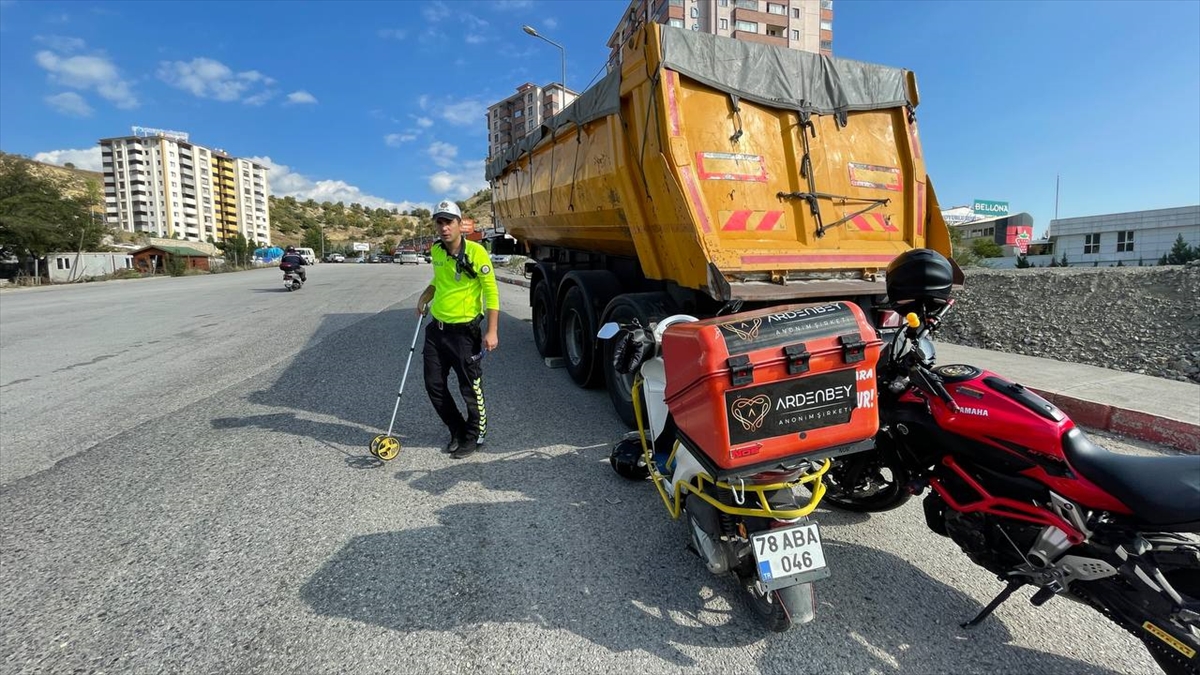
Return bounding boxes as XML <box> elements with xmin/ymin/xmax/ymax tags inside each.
<box><xmin>1</xmin><ymin>0</ymin><xmax>1197</xmax><ymax>235</ymax></box>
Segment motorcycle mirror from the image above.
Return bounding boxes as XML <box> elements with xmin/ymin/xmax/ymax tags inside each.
<box><xmin>596</xmin><ymin>322</ymin><xmax>621</xmax><ymax>340</ymax></box>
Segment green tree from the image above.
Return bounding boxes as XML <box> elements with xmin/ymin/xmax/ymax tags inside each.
<box><xmin>301</xmin><ymin>225</ymin><xmax>324</xmax><ymax>251</ymax></box>
<box><xmin>1165</xmin><ymin>233</ymin><xmax>1200</xmax><ymax>264</ymax></box>
<box><xmin>1015</xmin><ymin>254</ymin><xmax>1032</xmax><ymax>268</ymax></box>
<box><xmin>970</xmin><ymin>238</ymin><xmax>1004</xmax><ymax>258</ymax></box>
<box><xmin>217</xmin><ymin>233</ymin><xmax>252</xmax><ymax>268</ymax></box>
<box><xmin>0</xmin><ymin>158</ymin><xmax>102</xmax><ymax>261</ymax></box>
<box><xmin>948</xmin><ymin>226</ymin><xmax>978</xmax><ymax>267</ymax></box>
<box><xmin>1060</xmin><ymin>252</ymin><xmax>1069</xmax><ymax>267</ymax></box>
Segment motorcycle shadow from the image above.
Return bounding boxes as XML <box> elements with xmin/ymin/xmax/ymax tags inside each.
<box><xmin>752</xmin><ymin>535</ymin><xmax>1132</xmax><ymax>675</ymax></box>
<box><xmin>300</xmin><ymin>447</ymin><xmax>1129</xmax><ymax>673</ymax></box>
<box><xmin>302</xmin><ymin>447</ymin><xmax>783</xmax><ymax>665</ymax></box>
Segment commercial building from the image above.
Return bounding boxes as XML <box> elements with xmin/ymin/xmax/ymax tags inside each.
<box><xmin>486</xmin><ymin>83</ymin><xmax>579</xmax><ymax>160</ymax></box>
<box><xmin>100</xmin><ymin>127</ymin><xmax>271</xmax><ymax>246</ymax></box>
<box><xmin>1049</xmin><ymin>205</ymin><xmax>1199</xmax><ymax>267</ymax></box>
<box><xmin>607</xmin><ymin>0</ymin><xmax>832</xmax><ymax>71</ymax></box>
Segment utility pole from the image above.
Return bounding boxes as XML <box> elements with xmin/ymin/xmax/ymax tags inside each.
<box><xmin>1054</xmin><ymin>174</ymin><xmax>1060</xmax><ymax>221</ymax></box>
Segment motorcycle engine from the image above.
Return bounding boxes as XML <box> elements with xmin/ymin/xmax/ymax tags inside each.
<box><xmin>929</xmin><ymin>495</ymin><xmax>1040</xmax><ymax>578</ymax></box>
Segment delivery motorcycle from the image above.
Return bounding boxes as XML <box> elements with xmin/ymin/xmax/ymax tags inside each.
<box><xmin>821</xmin><ymin>249</ymin><xmax>1200</xmax><ymax>674</ymax></box>
<box><xmin>598</xmin><ymin>298</ymin><xmax>884</xmax><ymax>631</ymax></box>
<box><xmin>281</xmin><ymin>264</ymin><xmax>303</xmax><ymax>291</ymax></box>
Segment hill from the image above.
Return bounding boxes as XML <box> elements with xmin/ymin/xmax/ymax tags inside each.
<box><xmin>0</xmin><ymin>151</ymin><xmax>104</xmax><ymax>209</ymax></box>
<box><xmin>268</xmin><ymin>187</ymin><xmax>493</xmax><ymax>254</ymax></box>
<box><xmin>0</xmin><ymin>151</ymin><xmax>495</xmax><ymax>253</ymax></box>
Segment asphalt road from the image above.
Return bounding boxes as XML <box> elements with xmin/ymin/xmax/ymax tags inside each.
<box><xmin>0</xmin><ymin>264</ymin><xmax>1168</xmax><ymax>674</ymax></box>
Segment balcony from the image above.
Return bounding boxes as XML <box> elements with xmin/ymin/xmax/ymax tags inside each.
<box><xmin>732</xmin><ymin>6</ymin><xmax>782</xmax><ymax>25</ymax></box>
<box><xmin>732</xmin><ymin>29</ymin><xmax>787</xmax><ymax>47</ymax></box>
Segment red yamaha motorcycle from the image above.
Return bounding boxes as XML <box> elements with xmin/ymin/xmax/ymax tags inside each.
<box><xmin>822</xmin><ymin>249</ymin><xmax>1200</xmax><ymax>675</ymax></box>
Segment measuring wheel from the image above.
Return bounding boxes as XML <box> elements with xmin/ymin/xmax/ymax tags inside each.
<box><xmin>369</xmin><ymin>434</ymin><xmax>401</xmax><ymax>461</ymax></box>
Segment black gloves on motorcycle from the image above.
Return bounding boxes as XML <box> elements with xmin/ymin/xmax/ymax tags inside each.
<box><xmin>612</xmin><ymin>330</ymin><xmax>649</xmax><ymax>374</ymax></box>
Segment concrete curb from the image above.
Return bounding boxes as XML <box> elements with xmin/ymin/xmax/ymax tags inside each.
<box><xmin>496</xmin><ymin>273</ymin><xmax>531</xmax><ymax>289</ymax></box>
<box><xmin>1032</xmin><ymin>389</ymin><xmax>1200</xmax><ymax>454</ymax></box>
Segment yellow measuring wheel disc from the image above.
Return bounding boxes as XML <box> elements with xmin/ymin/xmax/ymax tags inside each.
<box><xmin>371</xmin><ymin>435</ymin><xmax>401</xmax><ymax>461</ymax></box>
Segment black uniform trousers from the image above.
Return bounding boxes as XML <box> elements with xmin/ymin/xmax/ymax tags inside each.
<box><xmin>423</xmin><ymin>319</ymin><xmax>487</xmax><ymax>444</ymax></box>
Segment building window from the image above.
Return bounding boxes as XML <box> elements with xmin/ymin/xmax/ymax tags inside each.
<box><xmin>820</xmin><ymin>19</ymin><xmax>833</xmax><ymax>30</ymax></box>
<box><xmin>721</xmin><ymin>18</ymin><xmax>729</xmax><ymax>29</ymax></box>
<box><xmin>527</xmin><ymin>106</ymin><xmax>533</xmax><ymax>117</ymax></box>
<box><xmin>56</xmin><ymin>257</ymin><xmax>71</xmax><ymax>270</ymax></box>
<box><xmin>793</xmin><ymin>7</ymin><xmax>800</xmax><ymax>18</ymax></box>
<box><xmin>1084</xmin><ymin>233</ymin><xmax>1101</xmax><ymax>254</ymax></box>
<box><xmin>733</xmin><ymin>0</ymin><xmax>758</xmax><ymax>9</ymax></box>
<box><xmin>820</xmin><ymin>39</ymin><xmax>832</xmax><ymax>50</ymax></box>
<box><xmin>1117</xmin><ymin>230</ymin><xmax>1135</xmax><ymax>252</ymax></box>
<box><xmin>792</xmin><ymin>29</ymin><xmax>799</xmax><ymax>40</ymax></box>
<box><xmin>719</xmin><ymin>0</ymin><xmax>728</xmax><ymax>5</ymax></box>
<box><xmin>734</xmin><ymin>20</ymin><xmax>758</xmax><ymax>33</ymax></box>
<box><xmin>514</xmin><ymin>109</ymin><xmax>523</xmax><ymax>118</ymax></box>
<box><xmin>821</xmin><ymin>0</ymin><xmax>833</xmax><ymax>8</ymax></box>
<box><xmin>690</xmin><ymin>6</ymin><xmax>698</xmax><ymax>17</ymax></box>
<box><xmin>669</xmin><ymin>17</ymin><xmax>684</xmax><ymax>27</ymax></box>
<box><xmin>766</xmin><ymin>2</ymin><xmax>785</xmax><ymax>15</ymax></box>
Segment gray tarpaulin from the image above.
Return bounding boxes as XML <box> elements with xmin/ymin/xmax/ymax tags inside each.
<box><xmin>659</xmin><ymin>25</ymin><xmax>910</xmax><ymax>115</ymax></box>
<box><xmin>486</xmin><ymin>25</ymin><xmax>911</xmax><ymax>181</ymax></box>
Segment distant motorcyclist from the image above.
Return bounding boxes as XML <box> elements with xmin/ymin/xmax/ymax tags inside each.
<box><xmin>279</xmin><ymin>246</ymin><xmax>307</xmax><ymax>282</ymax></box>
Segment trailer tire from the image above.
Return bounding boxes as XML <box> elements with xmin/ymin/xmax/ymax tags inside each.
<box><xmin>601</xmin><ymin>292</ymin><xmax>676</xmax><ymax>429</ymax></box>
<box><xmin>560</xmin><ymin>286</ymin><xmax>603</xmax><ymax>388</ymax></box>
<box><xmin>531</xmin><ymin>281</ymin><xmax>561</xmax><ymax>358</ymax></box>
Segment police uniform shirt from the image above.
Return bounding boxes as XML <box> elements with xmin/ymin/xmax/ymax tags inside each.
<box><xmin>428</xmin><ymin>239</ymin><xmax>500</xmax><ymax>324</ymax></box>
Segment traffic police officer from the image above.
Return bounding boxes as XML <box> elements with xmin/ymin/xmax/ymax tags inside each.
<box><xmin>416</xmin><ymin>200</ymin><xmax>500</xmax><ymax>459</ymax></box>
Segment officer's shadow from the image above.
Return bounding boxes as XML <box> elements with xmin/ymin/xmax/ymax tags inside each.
<box><xmin>300</xmin><ymin>447</ymin><xmax>1124</xmax><ymax>673</ymax></box>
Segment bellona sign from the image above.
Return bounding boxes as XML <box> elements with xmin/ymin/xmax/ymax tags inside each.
<box><xmin>972</xmin><ymin>199</ymin><xmax>1009</xmax><ymax>217</ymax></box>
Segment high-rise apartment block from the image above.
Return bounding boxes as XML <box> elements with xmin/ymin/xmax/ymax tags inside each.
<box><xmin>100</xmin><ymin>127</ymin><xmax>271</xmax><ymax>246</ymax></box>
<box><xmin>608</xmin><ymin>0</ymin><xmax>832</xmax><ymax>70</ymax></box>
<box><xmin>486</xmin><ymin>83</ymin><xmax>579</xmax><ymax>160</ymax></box>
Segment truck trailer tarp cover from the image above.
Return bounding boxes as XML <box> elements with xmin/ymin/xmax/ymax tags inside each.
<box><xmin>486</xmin><ymin>25</ymin><xmax>912</xmax><ymax>181</ymax></box>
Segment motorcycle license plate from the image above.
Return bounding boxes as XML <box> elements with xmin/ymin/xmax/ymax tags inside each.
<box><xmin>750</xmin><ymin>522</ymin><xmax>829</xmax><ymax>590</ymax></box>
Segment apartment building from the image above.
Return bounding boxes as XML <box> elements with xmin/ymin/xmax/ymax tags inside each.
<box><xmin>608</xmin><ymin>0</ymin><xmax>832</xmax><ymax>70</ymax></box>
<box><xmin>100</xmin><ymin>128</ymin><xmax>271</xmax><ymax>246</ymax></box>
<box><xmin>486</xmin><ymin>82</ymin><xmax>578</xmax><ymax>160</ymax></box>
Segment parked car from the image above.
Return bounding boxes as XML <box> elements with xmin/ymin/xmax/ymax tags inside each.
<box><xmin>396</xmin><ymin>252</ymin><xmax>422</xmax><ymax>264</ymax></box>
<box><xmin>325</xmin><ymin>253</ymin><xmax>345</xmax><ymax>263</ymax></box>
<box><xmin>490</xmin><ymin>253</ymin><xmax>512</xmax><ymax>265</ymax></box>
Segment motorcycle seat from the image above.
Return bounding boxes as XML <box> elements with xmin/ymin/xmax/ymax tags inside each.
<box><xmin>1062</xmin><ymin>428</ymin><xmax>1200</xmax><ymax>531</ymax></box>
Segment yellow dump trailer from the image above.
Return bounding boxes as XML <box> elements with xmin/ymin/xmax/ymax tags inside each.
<box><xmin>486</xmin><ymin>22</ymin><xmax>956</xmax><ymax>425</ymax></box>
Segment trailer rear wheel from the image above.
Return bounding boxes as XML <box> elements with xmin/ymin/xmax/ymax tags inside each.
<box><xmin>560</xmin><ymin>286</ymin><xmax>603</xmax><ymax>388</ymax></box>
<box><xmin>601</xmin><ymin>292</ymin><xmax>676</xmax><ymax>428</ymax></box>
<box><xmin>531</xmin><ymin>281</ymin><xmax>561</xmax><ymax>358</ymax></box>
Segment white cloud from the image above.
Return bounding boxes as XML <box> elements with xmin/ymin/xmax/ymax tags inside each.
<box><xmin>429</xmin><ymin>160</ymin><xmax>488</xmax><ymax>200</ymax></box>
<box><xmin>423</xmin><ymin>1</ymin><xmax>450</xmax><ymax>22</ymax></box>
<box><xmin>285</xmin><ymin>90</ymin><xmax>317</xmax><ymax>105</ymax></box>
<box><xmin>543</xmin><ymin>17</ymin><xmax>558</xmax><ymax>29</ymax></box>
<box><xmin>385</xmin><ymin>133</ymin><xmax>418</xmax><ymax>146</ymax></box>
<box><xmin>33</xmin><ymin>146</ymin><xmax>103</xmax><ymax>172</ymax></box>
<box><xmin>248</xmin><ymin>155</ymin><xmax>426</xmax><ymax>212</ymax></box>
<box><xmin>439</xmin><ymin>99</ymin><xmax>487</xmax><ymax>126</ymax></box>
<box><xmin>157</xmin><ymin>57</ymin><xmax>275</xmax><ymax>104</ymax></box>
<box><xmin>35</xmin><ymin>44</ymin><xmax>137</xmax><ymax>109</ymax></box>
<box><xmin>491</xmin><ymin>0</ymin><xmax>533</xmax><ymax>9</ymax></box>
<box><xmin>378</xmin><ymin>28</ymin><xmax>406</xmax><ymax>40</ymax></box>
<box><xmin>44</xmin><ymin>91</ymin><xmax>92</xmax><ymax>117</ymax></box>
<box><xmin>427</xmin><ymin>141</ymin><xmax>458</xmax><ymax>168</ymax></box>
<box><xmin>243</xmin><ymin>90</ymin><xmax>278</xmax><ymax>106</ymax></box>
<box><xmin>414</xmin><ymin>116</ymin><xmax>433</xmax><ymax>128</ymax></box>
<box><xmin>34</xmin><ymin>34</ymin><xmax>85</xmax><ymax>52</ymax></box>
<box><xmin>465</xmin><ymin>33</ymin><xmax>487</xmax><ymax>45</ymax></box>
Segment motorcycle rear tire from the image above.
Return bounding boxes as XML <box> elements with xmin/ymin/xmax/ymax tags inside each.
<box><xmin>740</xmin><ymin>574</ymin><xmax>816</xmax><ymax>632</ymax></box>
<box><xmin>822</xmin><ymin>450</ymin><xmax>912</xmax><ymax>513</ymax></box>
